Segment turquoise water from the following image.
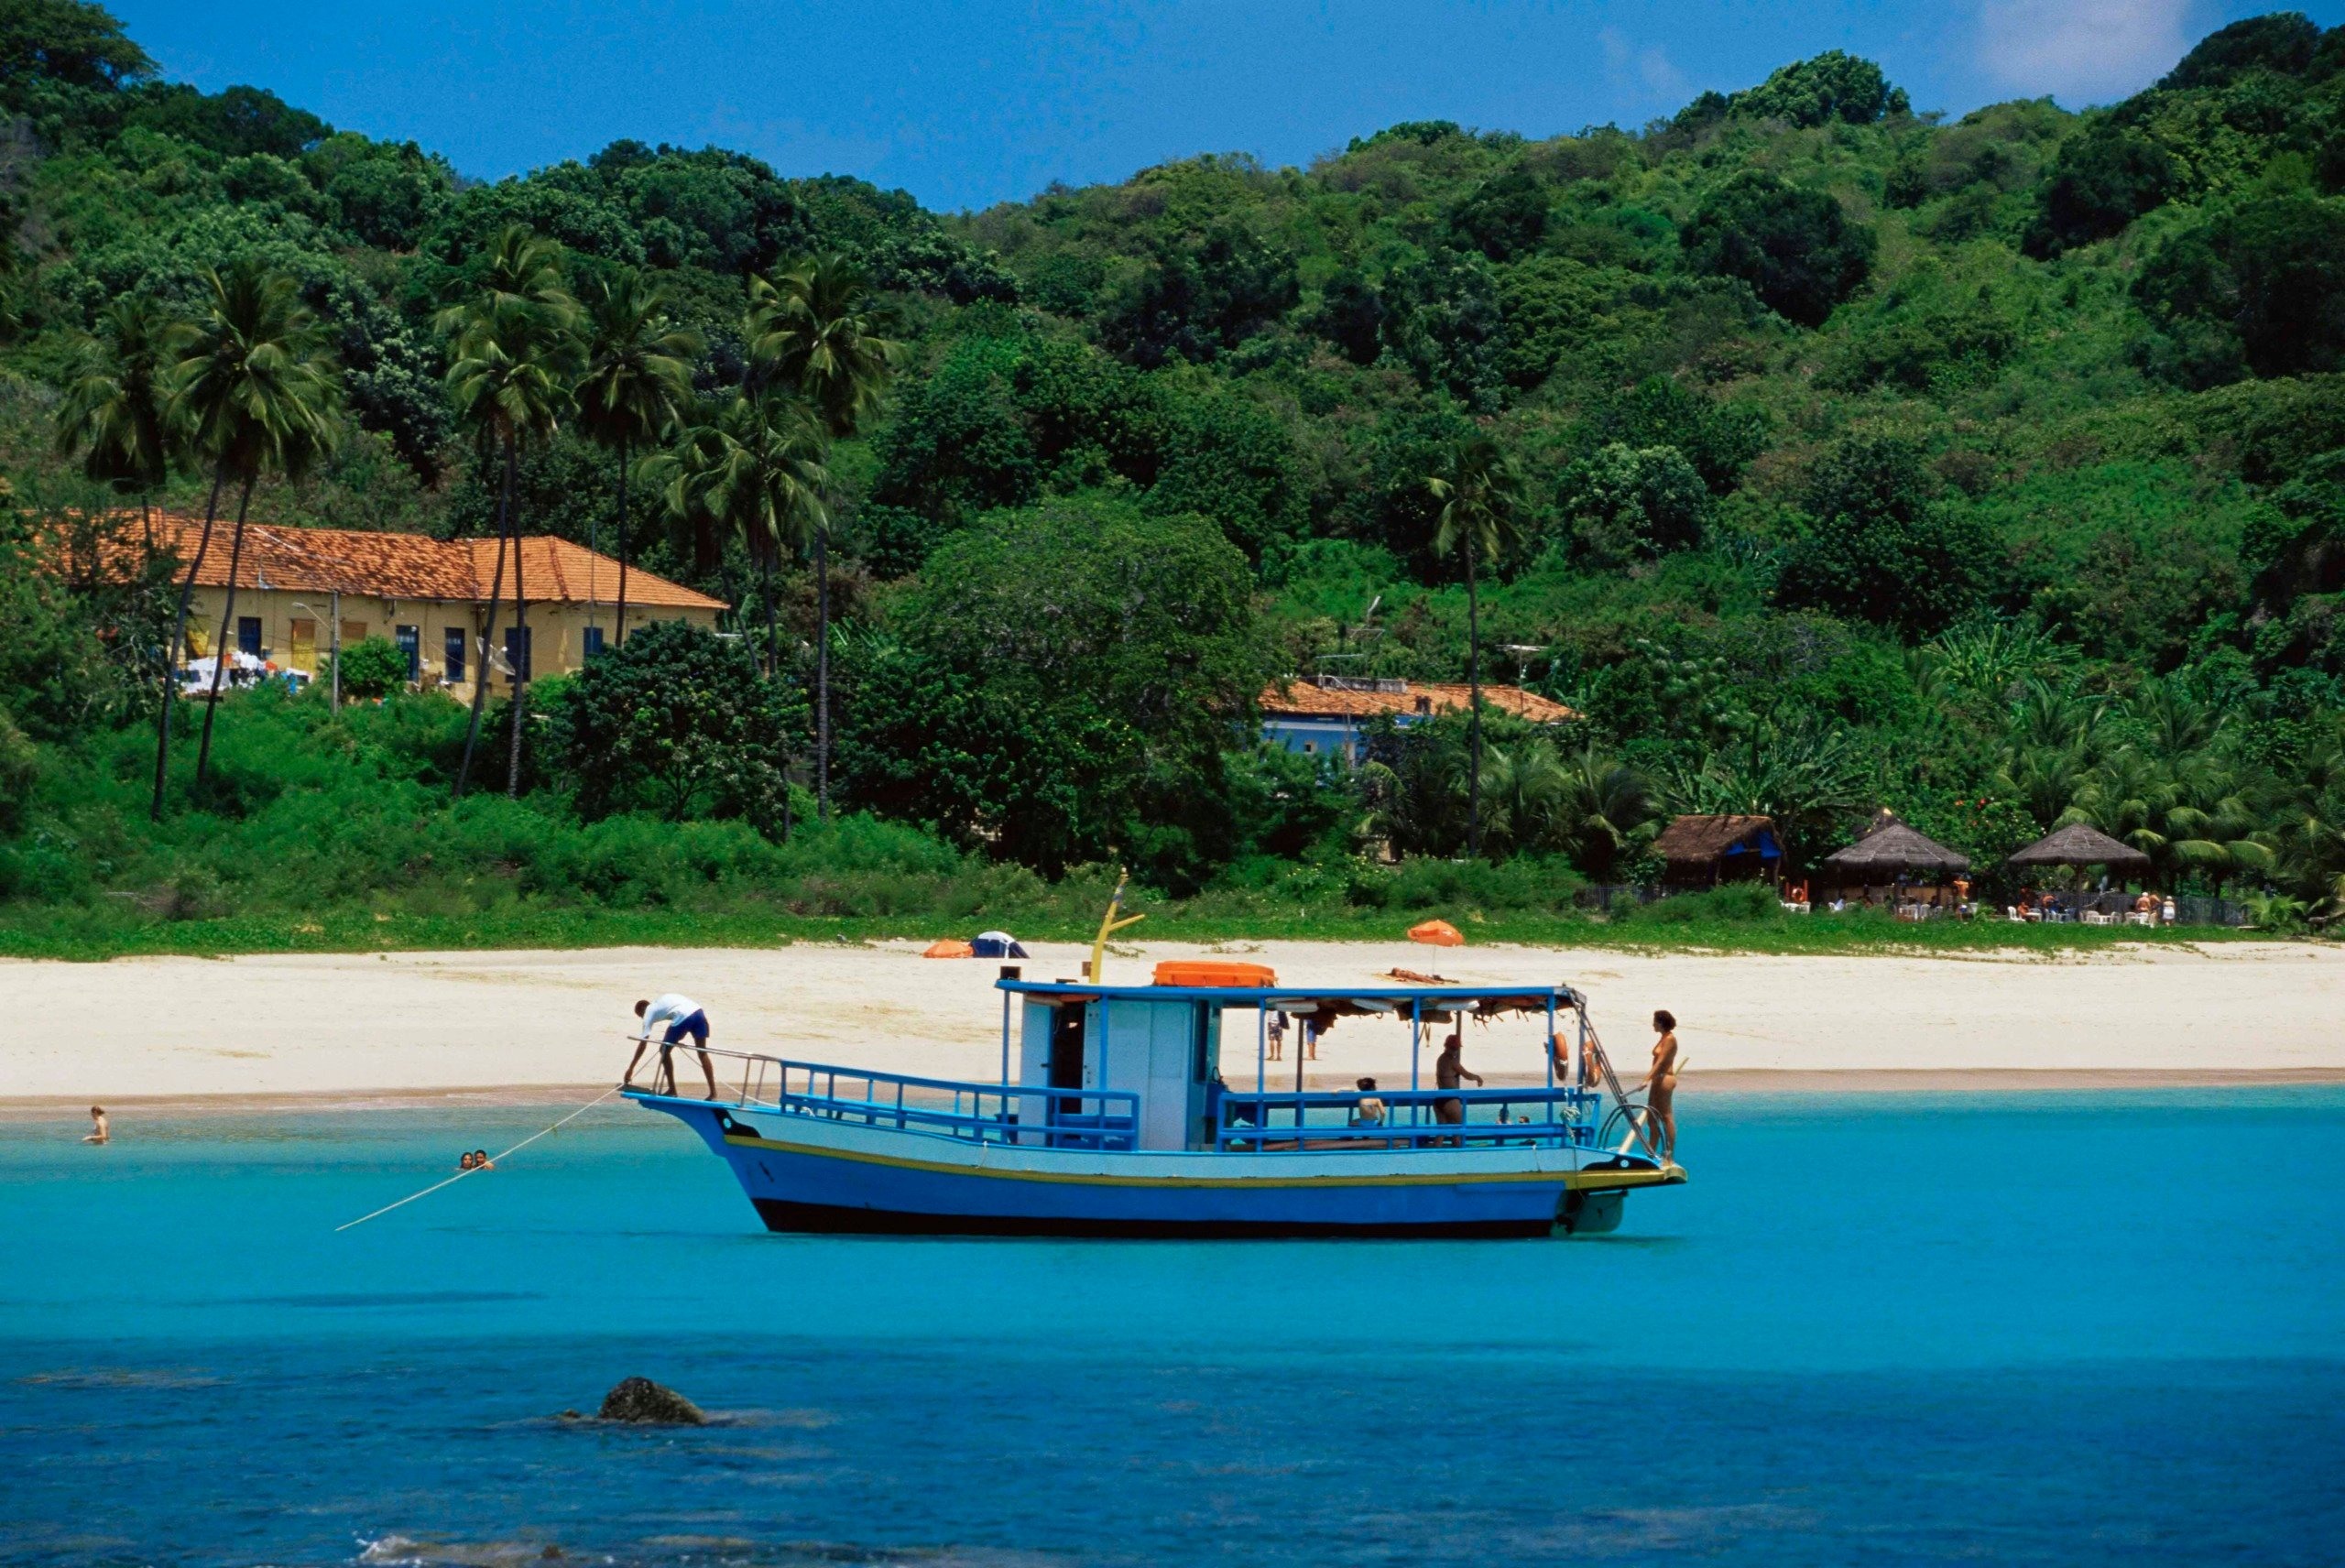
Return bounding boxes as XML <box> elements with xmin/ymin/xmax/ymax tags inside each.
<box><xmin>5</xmin><ymin>1089</ymin><xmax>2342</xmax><ymax>1565</ymax></box>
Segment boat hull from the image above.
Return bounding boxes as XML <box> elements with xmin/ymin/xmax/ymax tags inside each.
<box><xmin>638</xmin><ymin>1095</ymin><xmax>1674</xmax><ymax>1238</ymax></box>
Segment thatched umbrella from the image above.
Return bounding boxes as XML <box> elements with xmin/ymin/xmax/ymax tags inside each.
<box><xmin>1821</xmin><ymin>813</ymin><xmax>1969</xmax><ymax>878</ymax></box>
<box><xmin>2005</xmin><ymin>822</ymin><xmax>2151</xmax><ymax>874</ymax></box>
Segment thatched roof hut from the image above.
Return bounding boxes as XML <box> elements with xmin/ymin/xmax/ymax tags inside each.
<box><xmin>1821</xmin><ymin>812</ymin><xmax>1969</xmax><ymax>877</ymax></box>
<box><xmin>2005</xmin><ymin>822</ymin><xmax>2151</xmax><ymax>872</ymax></box>
<box><xmin>1653</xmin><ymin>814</ymin><xmax>1782</xmax><ymax>887</ymax></box>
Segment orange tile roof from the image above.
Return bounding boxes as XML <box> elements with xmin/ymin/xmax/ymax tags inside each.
<box><xmin>82</xmin><ymin>513</ymin><xmax>726</xmax><ymax>610</ymax></box>
<box><xmin>464</xmin><ymin>535</ymin><xmax>724</xmax><ymax>610</ymax></box>
<box><xmin>1260</xmin><ymin>678</ymin><xmax>1577</xmax><ymax>724</ymax></box>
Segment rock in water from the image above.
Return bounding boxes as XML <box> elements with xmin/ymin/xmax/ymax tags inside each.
<box><xmin>596</xmin><ymin>1377</ymin><xmax>705</xmax><ymax>1425</ymax></box>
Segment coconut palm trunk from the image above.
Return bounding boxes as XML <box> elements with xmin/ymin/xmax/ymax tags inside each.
<box><xmin>506</xmin><ymin>451</ymin><xmax>530</xmax><ymax>798</ymax></box>
<box><xmin>192</xmin><ymin>471</ymin><xmax>259</xmax><ymax>789</ymax></box>
<box><xmin>760</xmin><ymin>544</ymin><xmax>778</xmax><ymax>676</ymax></box>
<box><xmin>613</xmin><ymin>435</ymin><xmax>631</xmax><ymax>645</ymax></box>
<box><xmin>455</xmin><ymin>441</ymin><xmax>515</xmax><ymax>800</ymax></box>
<box><xmin>149</xmin><ymin>464</ymin><xmax>227</xmax><ymax>820</ymax></box>
<box><xmin>816</xmin><ymin>520</ymin><xmax>831</xmax><ymax>822</ymax></box>
<box><xmin>1466</xmin><ymin>547</ymin><xmax>1482</xmax><ymax>861</ymax></box>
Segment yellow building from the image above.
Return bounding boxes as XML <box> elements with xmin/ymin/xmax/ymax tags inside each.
<box><xmin>136</xmin><ymin>515</ymin><xmax>727</xmax><ymax>702</ymax></box>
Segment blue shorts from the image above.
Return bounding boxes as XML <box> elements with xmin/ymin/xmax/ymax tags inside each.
<box><xmin>660</xmin><ymin>1010</ymin><xmax>709</xmax><ymax>1047</ymax></box>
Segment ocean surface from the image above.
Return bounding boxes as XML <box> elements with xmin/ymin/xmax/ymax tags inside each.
<box><xmin>4</xmin><ymin>1088</ymin><xmax>2342</xmax><ymax>1568</ymax></box>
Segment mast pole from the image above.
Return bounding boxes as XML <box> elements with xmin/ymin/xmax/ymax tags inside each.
<box><xmin>1410</xmin><ymin>999</ymin><xmax>1422</xmax><ymax>1137</ymax></box>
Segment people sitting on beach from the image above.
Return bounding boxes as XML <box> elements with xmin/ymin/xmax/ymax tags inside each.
<box><xmin>82</xmin><ymin>1105</ymin><xmax>108</xmax><ymax>1145</ymax></box>
<box><xmin>628</xmin><ymin>993</ymin><xmax>719</xmax><ymax>1098</ymax></box>
<box><xmin>1349</xmin><ymin>1077</ymin><xmax>1386</xmax><ymax>1127</ymax></box>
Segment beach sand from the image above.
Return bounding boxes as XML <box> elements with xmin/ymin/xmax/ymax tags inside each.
<box><xmin>5</xmin><ymin>937</ymin><xmax>2344</xmax><ymax>1110</ymax></box>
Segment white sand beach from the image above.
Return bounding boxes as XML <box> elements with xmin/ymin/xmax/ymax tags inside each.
<box><xmin>4</xmin><ymin>937</ymin><xmax>2344</xmax><ymax>1110</ymax></box>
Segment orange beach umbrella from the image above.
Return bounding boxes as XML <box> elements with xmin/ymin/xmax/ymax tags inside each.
<box><xmin>1407</xmin><ymin>920</ymin><xmax>1464</xmax><ymax>947</ymax></box>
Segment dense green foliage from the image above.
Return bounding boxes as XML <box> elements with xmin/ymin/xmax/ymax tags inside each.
<box><xmin>550</xmin><ymin>618</ymin><xmax>802</xmax><ymax>823</ymax></box>
<box><xmin>6</xmin><ymin>4</ymin><xmax>2345</xmax><ymax>949</ymax></box>
<box><xmin>327</xmin><ymin>635</ymin><xmax>407</xmax><ymax>700</ymax></box>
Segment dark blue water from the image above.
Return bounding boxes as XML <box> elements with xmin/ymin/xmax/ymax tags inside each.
<box><xmin>5</xmin><ymin>1090</ymin><xmax>2342</xmax><ymax>1567</ymax></box>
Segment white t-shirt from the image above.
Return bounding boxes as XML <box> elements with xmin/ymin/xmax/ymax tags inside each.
<box><xmin>640</xmin><ymin>993</ymin><xmax>701</xmax><ymax>1038</ymax></box>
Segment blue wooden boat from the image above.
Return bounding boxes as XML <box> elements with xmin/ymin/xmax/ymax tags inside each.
<box><xmin>628</xmin><ymin>958</ymin><xmax>1684</xmax><ymax>1238</ymax></box>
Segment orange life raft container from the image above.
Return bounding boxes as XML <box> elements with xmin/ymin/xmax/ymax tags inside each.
<box><xmin>1151</xmin><ymin>960</ymin><xmax>1278</xmax><ymax>988</ymax></box>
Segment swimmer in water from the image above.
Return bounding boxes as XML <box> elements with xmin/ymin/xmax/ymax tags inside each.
<box><xmin>82</xmin><ymin>1105</ymin><xmax>109</xmax><ymax>1144</ymax></box>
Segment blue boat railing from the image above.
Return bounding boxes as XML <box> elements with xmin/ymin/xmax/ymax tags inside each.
<box><xmin>638</xmin><ymin>1047</ymin><xmax>1600</xmax><ymax>1157</ymax></box>
<box><xmin>1210</xmin><ymin>1085</ymin><xmax>1602</xmax><ymax>1152</ymax></box>
<box><xmin>651</xmin><ymin>1046</ymin><xmax>1140</xmax><ymax>1152</ymax></box>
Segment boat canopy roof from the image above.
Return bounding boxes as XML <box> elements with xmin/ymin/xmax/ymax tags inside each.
<box><xmin>997</xmin><ymin>977</ymin><xmax>1583</xmax><ymax>1016</ymax></box>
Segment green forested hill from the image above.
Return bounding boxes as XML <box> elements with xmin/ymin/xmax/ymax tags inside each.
<box><xmin>5</xmin><ymin>3</ymin><xmax>2345</xmax><ymax>948</ymax></box>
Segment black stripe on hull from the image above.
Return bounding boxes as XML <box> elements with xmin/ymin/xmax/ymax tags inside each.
<box><xmin>750</xmin><ymin>1197</ymin><xmax>1554</xmax><ymax>1239</ymax></box>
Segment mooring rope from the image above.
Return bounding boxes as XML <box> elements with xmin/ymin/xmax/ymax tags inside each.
<box><xmin>333</xmin><ymin>1084</ymin><xmax>622</xmax><ymax>1233</ymax></box>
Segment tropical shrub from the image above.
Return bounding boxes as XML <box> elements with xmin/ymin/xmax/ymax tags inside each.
<box><xmin>328</xmin><ymin>636</ymin><xmax>410</xmax><ymax>700</ymax></box>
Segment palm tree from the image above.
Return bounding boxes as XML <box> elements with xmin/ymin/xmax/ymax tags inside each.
<box><xmin>1425</xmin><ymin>435</ymin><xmax>1527</xmax><ymax>859</ymax></box>
<box><xmin>1549</xmin><ymin>744</ymin><xmax>1658</xmax><ymax>883</ymax></box>
<box><xmin>58</xmin><ymin>297</ymin><xmax>195</xmax><ymax>812</ymax></box>
<box><xmin>2124</xmin><ymin>678</ymin><xmax>2224</xmax><ymax>768</ymax></box>
<box><xmin>2274</xmin><ymin>731</ymin><xmax>2345</xmax><ymax>921</ymax></box>
<box><xmin>574</xmin><ymin>268</ymin><xmax>699</xmax><ymax>648</ymax></box>
<box><xmin>168</xmin><ymin>262</ymin><xmax>342</xmax><ymax>799</ymax></box>
<box><xmin>438</xmin><ymin>225</ymin><xmax>581</xmax><ymax>799</ymax></box>
<box><xmin>643</xmin><ymin>400</ymin><xmax>728</xmax><ymax>582</ymax></box>
<box><xmin>2163</xmin><ymin>755</ymin><xmax>2275</xmax><ymax>899</ymax></box>
<box><xmin>1664</xmin><ymin>711</ymin><xmax>1869</xmax><ymax>869</ymax></box>
<box><xmin>57</xmin><ymin>297</ymin><xmax>194</xmax><ymax>550</ymax></box>
<box><xmin>669</xmin><ymin>392</ymin><xmax>829</xmax><ymax>678</ymax></box>
<box><xmin>744</xmin><ymin>254</ymin><xmax>900</xmax><ymax>820</ymax></box>
<box><xmin>1480</xmin><ymin>739</ymin><xmax>1566</xmax><ymax>860</ymax></box>
<box><xmin>2067</xmin><ymin>747</ymin><xmax>2185</xmax><ymax>877</ymax></box>
<box><xmin>1911</xmin><ymin>619</ymin><xmax>2077</xmax><ymax>706</ymax></box>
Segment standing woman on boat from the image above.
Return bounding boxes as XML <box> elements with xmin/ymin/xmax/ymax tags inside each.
<box><xmin>1637</xmin><ymin>1011</ymin><xmax>1681</xmax><ymax>1167</ymax></box>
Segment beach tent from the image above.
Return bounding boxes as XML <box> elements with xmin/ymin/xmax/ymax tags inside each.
<box><xmin>969</xmin><ymin>931</ymin><xmax>1029</xmax><ymax>958</ymax></box>
<box><xmin>1408</xmin><ymin>919</ymin><xmax>1465</xmax><ymax>947</ymax></box>
<box><xmin>922</xmin><ymin>939</ymin><xmax>976</xmax><ymax>959</ymax></box>
<box><xmin>2004</xmin><ymin>822</ymin><xmax>2151</xmax><ymax>874</ymax></box>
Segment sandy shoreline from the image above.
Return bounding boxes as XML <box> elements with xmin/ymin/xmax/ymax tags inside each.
<box><xmin>5</xmin><ymin>937</ymin><xmax>2342</xmax><ymax>1105</ymax></box>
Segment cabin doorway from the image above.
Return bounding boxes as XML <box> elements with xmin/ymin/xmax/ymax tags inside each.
<box><xmin>1047</xmin><ymin>1005</ymin><xmax>1086</xmax><ymax>1125</ymax></box>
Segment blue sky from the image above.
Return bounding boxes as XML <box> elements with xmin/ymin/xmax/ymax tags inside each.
<box><xmin>115</xmin><ymin>1</ymin><xmax>2345</xmax><ymax>212</ymax></box>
